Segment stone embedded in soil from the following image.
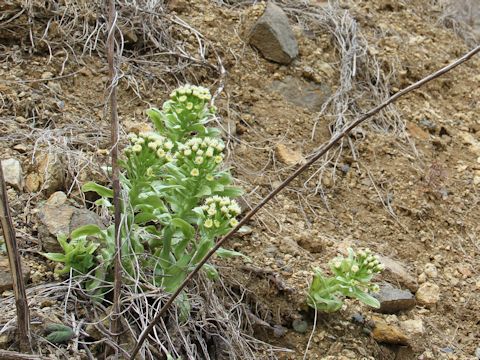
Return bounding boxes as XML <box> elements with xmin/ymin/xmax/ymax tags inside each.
<box><xmin>373</xmin><ymin>283</ymin><xmax>416</xmax><ymax>314</ymax></box>
<box><xmin>0</xmin><ymin>256</ymin><xmax>30</xmax><ymax>293</ymax></box>
<box><xmin>378</xmin><ymin>255</ymin><xmax>419</xmax><ymax>293</ymax></box>
<box><xmin>37</xmin><ymin>191</ymin><xmax>105</xmax><ymax>252</ymax></box>
<box><xmin>371</xmin><ymin>316</ymin><xmax>409</xmax><ymax>345</ymax></box>
<box><xmin>25</xmin><ymin>173</ymin><xmax>41</xmax><ymax>192</ymax></box>
<box><xmin>275</xmin><ymin>143</ymin><xmax>306</xmax><ymax>166</ymax></box>
<box><xmin>292</xmin><ymin>319</ymin><xmax>308</xmax><ymax>333</ymax></box>
<box><xmin>269</xmin><ymin>75</ymin><xmax>331</xmax><ymax>111</ymax></box>
<box><xmin>458</xmin><ymin>131</ymin><xmax>480</xmax><ymax>156</ymax></box>
<box><xmin>249</xmin><ymin>2</ymin><xmax>298</xmax><ymax>64</ymax></box>
<box><xmin>36</xmin><ymin>150</ymin><xmax>66</xmax><ymax>196</ymax></box>
<box><xmin>294</xmin><ymin>231</ymin><xmax>323</xmax><ymax>253</ymax></box>
<box><xmin>407</xmin><ymin>121</ymin><xmax>430</xmax><ymax>141</ymax></box>
<box><xmin>475</xmin><ymin>347</ymin><xmax>480</xmax><ymax>359</ymax></box>
<box><xmin>424</xmin><ymin>263</ymin><xmax>438</xmax><ymax>278</ymax></box>
<box><xmin>1</xmin><ymin>158</ymin><xmax>23</xmax><ymax>190</ymax></box>
<box><xmin>415</xmin><ymin>282</ymin><xmax>440</xmax><ymax>307</ymax></box>
<box><xmin>399</xmin><ymin>319</ymin><xmax>424</xmax><ymax>336</ymax></box>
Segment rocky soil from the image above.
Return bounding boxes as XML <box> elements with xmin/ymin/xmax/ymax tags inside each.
<box><xmin>0</xmin><ymin>0</ymin><xmax>479</xmax><ymax>359</ymax></box>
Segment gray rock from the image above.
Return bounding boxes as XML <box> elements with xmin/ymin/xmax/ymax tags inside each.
<box><xmin>37</xmin><ymin>191</ymin><xmax>105</xmax><ymax>252</ymax></box>
<box><xmin>249</xmin><ymin>2</ymin><xmax>298</xmax><ymax>64</ymax></box>
<box><xmin>374</xmin><ymin>283</ymin><xmax>415</xmax><ymax>314</ymax></box>
<box><xmin>0</xmin><ymin>256</ymin><xmax>30</xmax><ymax>292</ymax></box>
<box><xmin>292</xmin><ymin>319</ymin><xmax>308</xmax><ymax>333</ymax></box>
<box><xmin>378</xmin><ymin>255</ymin><xmax>418</xmax><ymax>293</ymax></box>
<box><xmin>1</xmin><ymin>159</ymin><xmax>23</xmax><ymax>190</ymax></box>
<box><xmin>269</xmin><ymin>76</ymin><xmax>330</xmax><ymax>111</ymax></box>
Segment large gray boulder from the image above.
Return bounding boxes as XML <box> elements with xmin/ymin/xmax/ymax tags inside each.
<box><xmin>249</xmin><ymin>2</ymin><xmax>298</xmax><ymax>64</ymax></box>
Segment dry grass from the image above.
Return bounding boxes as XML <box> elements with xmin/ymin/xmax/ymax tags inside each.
<box><xmin>0</xmin><ymin>0</ymin><xmax>225</xmax><ymax>94</ymax></box>
<box><xmin>437</xmin><ymin>0</ymin><xmax>480</xmax><ymax>46</ymax></box>
<box><xmin>0</xmin><ymin>265</ymin><xmax>284</xmax><ymax>359</ymax></box>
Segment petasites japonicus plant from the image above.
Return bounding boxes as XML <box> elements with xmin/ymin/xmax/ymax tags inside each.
<box><xmin>308</xmin><ymin>248</ymin><xmax>384</xmax><ymax>312</ymax></box>
<box><xmin>43</xmin><ymin>85</ymin><xmax>244</xmax><ymax>298</ymax></box>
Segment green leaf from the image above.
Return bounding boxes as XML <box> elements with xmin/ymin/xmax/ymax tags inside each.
<box><xmin>215</xmin><ymin>247</ymin><xmax>249</xmax><ymax>260</ymax></box>
<box><xmin>94</xmin><ymin>198</ymin><xmax>112</xmax><ymax>207</ymax></box>
<box><xmin>351</xmin><ymin>288</ymin><xmax>381</xmax><ymax>308</ymax></box>
<box><xmin>204</xmin><ymin>127</ymin><xmax>221</xmax><ymax>138</ymax></box>
<box><xmin>191</xmin><ymin>238</ymin><xmax>213</xmax><ymax>265</ymax></box>
<box><xmin>175</xmin><ymin>291</ymin><xmax>191</xmax><ymax>323</ymax></box>
<box><xmin>211</xmin><ymin>183</ymin><xmax>224</xmax><ymax>192</ymax></box>
<box><xmin>45</xmin><ymin>324</ymin><xmax>75</xmax><ymax>344</ymax></box>
<box><xmin>216</xmin><ymin>172</ymin><xmax>233</xmax><ymax>185</ymax></box>
<box><xmin>45</xmin><ymin>323</ymin><xmax>70</xmax><ymax>332</ymax></box>
<box><xmin>41</xmin><ymin>252</ymin><xmax>66</xmax><ymax>262</ymax></box>
<box><xmin>57</xmin><ymin>234</ymin><xmax>70</xmax><ymax>252</ymax></box>
<box><xmin>146</xmin><ymin>108</ymin><xmax>165</xmax><ymax>132</ymax></box>
<box><xmin>202</xmin><ymin>263</ymin><xmax>219</xmax><ymax>280</ymax></box>
<box><xmin>141</xmin><ymin>196</ymin><xmax>166</xmax><ymax>209</ymax></box>
<box><xmin>308</xmin><ymin>293</ymin><xmax>343</xmax><ymax>313</ymax></box>
<box><xmin>171</xmin><ymin>218</ymin><xmax>195</xmax><ymax>239</ymax></box>
<box><xmin>134</xmin><ymin>212</ymin><xmax>158</xmax><ymax>224</ymax></box>
<box><xmin>195</xmin><ymin>185</ymin><xmax>211</xmax><ymax>197</ymax></box>
<box><xmin>217</xmin><ymin>186</ymin><xmax>244</xmax><ymax>198</ymax></box>
<box><xmin>70</xmin><ymin>224</ymin><xmax>102</xmax><ymax>240</ymax></box>
<box><xmin>82</xmin><ymin>182</ymin><xmax>113</xmax><ymax>198</ymax></box>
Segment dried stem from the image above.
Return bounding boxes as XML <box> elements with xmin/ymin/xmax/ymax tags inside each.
<box><xmin>0</xmin><ymin>165</ymin><xmax>31</xmax><ymax>352</ymax></box>
<box><xmin>0</xmin><ymin>349</ymin><xmax>46</xmax><ymax>360</ymax></box>
<box><xmin>106</xmin><ymin>0</ymin><xmax>122</xmax><ymax>343</ymax></box>
<box><xmin>130</xmin><ymin>44</ymin><xmax>480</xmax><ymax>359</ymax></box>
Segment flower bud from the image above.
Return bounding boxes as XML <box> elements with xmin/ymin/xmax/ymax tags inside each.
<box><xmin>204</xmin><ymin>219</ymin><xmax>213</xmax><ymax>228</ymax></box>
<box><xmin>132</xmin><ymin>144</ymin><xmax>142</xmax><ymax>153</ymax></box>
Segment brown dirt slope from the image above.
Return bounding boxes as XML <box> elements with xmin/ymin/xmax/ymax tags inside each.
<box><xmin>0</xmin><ymin>0</ymin><xmax>479</xmax><ymax>359</ymax></box>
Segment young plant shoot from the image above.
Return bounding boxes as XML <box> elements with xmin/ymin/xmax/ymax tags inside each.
<box><xmin>308</xmin><ymin>248</ymin><xmax>383</xmax><ymax>312</ymax></box>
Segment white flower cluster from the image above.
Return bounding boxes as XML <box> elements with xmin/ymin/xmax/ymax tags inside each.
<box><xmin>170</xmin><ymin>84</ymin><xmax>212</xmax><ymax>102</ymax></box>
<box><xmin>200</xmin><ymin>196</ymin><xmax>241</xmax><ymax>229</ymax></box>
<box><xmin>332</xmin><ymin>248</ymin><xmax>384</xmax><ymax>276</ymax></box>
<box><xmin>357</xmin><ymin>249</ymin><xmax>384</xmax><ymax>274</ymax></box>
<box><xmin>178</xmin><ymin>137</ymin><xmax>225</xmax><ymax>176</ymax></box>
<box><xmin>125</xmin><ymin>132</ymin><xmax>175</xmax><ymax>161</ymax></box>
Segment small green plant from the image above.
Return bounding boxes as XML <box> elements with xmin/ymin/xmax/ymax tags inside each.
<box><xmin>42</xmin><ymin>84</ymin><xmax>244</xmax><ymax>298</ymax></box>
<box><xmin>44</xmin><ymin>323</ymin><xmax>75</xmax><ymax>344</ymax></box>
<box><xmin>42</xmin><ymin>230</ymin><xmax>99</xmax><ymax>276</ymax></box>
<box><xmin>308</xmin><ymin>248</ymin><xmax>383</xmax><ymax>313</ymax></box>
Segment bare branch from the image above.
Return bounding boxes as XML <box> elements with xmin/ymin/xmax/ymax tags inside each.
<box><xmin>0</xmin><ymin>349</ymin><xmax>47</xmax><ymax>360</ymax></box>
<box><xmin>105</xmin><ymin>0</ymin><xmax>123</xmax><ymax>343</ymax></box>
<box><xmin>0</xmin><ymin>165</ymin><xmax>31</xmax><ymax>352</ymax></box>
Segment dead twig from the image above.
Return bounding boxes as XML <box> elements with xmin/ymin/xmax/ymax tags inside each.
<box><xmin>130</xmin><ymin>43</ymin><xmax>480</xmax><ymax>359</ymax></box>
<box><xmin>0</xmin><ymin>349</ymin><xmax>46</xmax><ymax>360</ymax></box>
<box><xmin>0</xmin><ymin>165</ymin><xmax>31</xmax><ymax>351</ymax></box>
<box><xmin>106</xmin><ymin>0</ymin><xmax>123</xmax><ymax>345</ymax></box>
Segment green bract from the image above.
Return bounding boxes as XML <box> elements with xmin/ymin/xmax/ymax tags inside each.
<box><xmin>42</xmin><ymin>84</ymin><xmax>244</xmax><ymax>299</ymax></box>
<box><xmin>307</xmin><ymin>248</ymin><xmax>383</xmax><ymax>312</ymax></box>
